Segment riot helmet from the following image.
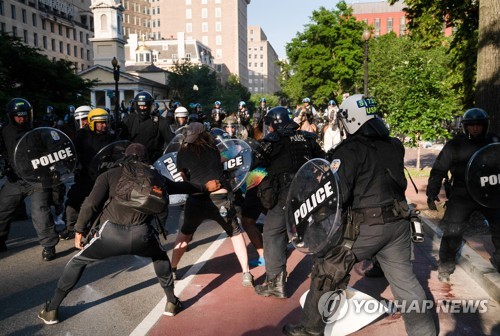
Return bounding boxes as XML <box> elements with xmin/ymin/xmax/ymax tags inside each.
<box><xmin>74</xmin><ymin>105</ymin><xmax>92</xmax><ymax>129</ymax></box>
<box><xmin>222</xmin><ymin>115</ymin><xmax>239</xmax><ymax>137</ymax></box>
<box><xmin>337</xmin><ymin>94</ymin><xmax>387</xmax><ymax>137</ymax></box>
<box><xmin>88</xmin><ymin>108</ymin><xmax>109</xmax><ymax>132</ymax></box>
<box><xmin>6</xmin><ymin>98</ymin><xmax>32</xmax><ymax>126</ymax></box>
<box><xmin>214</xmin><ymin>100</ymin><xmax>221</xmax><ymax>108</ymax></box>
<box><xmin>188</xmin><ymin>113</ymin><xmax>199</xmax><ymax>124</ymax></box>
<box><xmin>46</xmin><ymin>106</ymin><xmax>54</xmax><ymax>114</ymax></box>
<box><xmin>461</xmin><ymin>108</ymin><xmax>489</xmax><ymax>139</ymax></box>
<box><xmin>238</xmin><ymin>101</ymin><xmax>246</xmax><ymax>109</ymax></box>
<box><xmin>68</xmin><ymin>105</ymin><xmax>75</xmax><ymax>114</ymax></box>
<box><xmin>302</xmin><ymin>97</ymin><xmax>311</xmax><ymax>104</ymax></box>
<box><xmin>174</xmin><ymin>106</ymin><xmax>189</xmax><ymax>127</ymax></box>
<box><xmin>134</xmin><ymin>91</ymin><xmax>154</xmax><ymax>117</ymax></box>
<box><xmin>260</xmin><ymin>97</ymin><xmax>267</xmax><ymax>103</ymax></box>
<box><xmin>328</xmin><ymin>100</ymin><xmax>337</xmax><ymax>107</ymax></box>
<box><xmin>264</xmin><ymin>106</ymin><xmax>294</xmax><ymax>132</ymax></box>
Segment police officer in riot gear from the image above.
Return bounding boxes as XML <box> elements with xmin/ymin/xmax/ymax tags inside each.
<box><xmin>42</xmin><ymin>106</ymin><xmax>58</xmax><ymax>128</ymax></box>
<box><xmin>211</xmin><ymin>100</ymin><xmax>226</xmax><ymax>129</ymax></box>
<box><xmin>0</xmin><ymin>98</ymin><xmax>59</xmax><ymax>260</ymax></box>
<box><xmin>427</xmin><ymin>108</ymin><xmax>500</xmax><ymax>281</ymax></box>
<box><xmin>283</xmin><ymin>94</ymin><xmax>435</xmax><ymax>336</ymax></box>
<box><xmin>121</xmin><ymin>91</ymin><xmax>174</xmax><ymax>163</ymax></box>
<box><xmin>74</xmin><ymin>105</ymin><xmax>91</xmax><ymax>130</ymax></box>
<box><xmin>254</xmin><ymin>106</ymin><xmax>324</xmax><ymax>299</ymax></box>
<box><xmin>172</xmin><ymin>106</ymin><xmax>189</xmax><ymax>132</ymax></box>
<box><xmin>59</xmin><ymin>108</ymin><xmax>117</xmax><ymax>240</ymax></box>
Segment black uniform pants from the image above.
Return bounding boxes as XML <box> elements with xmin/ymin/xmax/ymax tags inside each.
<box><xmin>56</xmin><ymin>221</ymin><xmax>174</xmax><ymax>296</ymax></box>
<box><xmin>301</xmin><ymin>219</ymin><xmax>436</xmax><ymax>336</ymax></box>
<box><xmin>440</xmin><ymin>187</ymin><xmax>500</xmax><ymax>269</ymax></box>
<box><xmin>0</xmin><ymin>179</ymin><xmax>58</xmax><ymax>247</ymax></box>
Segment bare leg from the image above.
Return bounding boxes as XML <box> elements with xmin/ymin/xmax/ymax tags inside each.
<box><xmin>230</xmin><ymin>233</ymin><xmax>250</xmax><ymax>273</ymax></box>
<box><xmin>171</xmin><ymin>232</ymin><xmax>193</xmax><ymax>269</ymax></box>
<box><xmin>241</xmin><ymin>216</ymin><xmax>264</xmax><ymax>258</ymax></box>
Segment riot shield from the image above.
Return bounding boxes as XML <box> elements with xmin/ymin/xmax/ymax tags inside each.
<box><xmin>217</xmin><ymin>139</ymin><xmax>252</xmax><ymax>192</ymax></box>
<box><xmin>175</xmin><ymin>125</ymin><xmax>187</xmax><ymax>136</ymax></box>
<box><xmin>210</xmin><ymin>127</ymin><xmax>230</xmax><ymax>145</ymax></box>
<box><xmin>285</xmin><ymin>158</ymin><xmax>342</xmax><ymax>254</ymax></box>
<box><xmin>466</xmin><ymin>143</ymin><xmax>500</xmax><ymax>208</ymax></box>
<box><xmin>153</xmin><ymin>152</ymin><xmax>187</xmax><ymax>205</ymax></box>
<box><xmin>88</xmin><ymin>140</ymin><xmax>131</xmax><ymax>181</ymax></box>
<box><xmin>13</xmin><ymin>127</ymin><xmax>77</xmax><ymax>188</ymax></box>
<box><xmin>163</xmin><ymin>133</ymin><xmax>185</xmax><ymax>155</ymax></box>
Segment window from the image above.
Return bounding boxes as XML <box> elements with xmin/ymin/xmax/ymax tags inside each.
<box><xmin>186</xmin><ymin>53</ymin><xmax>191</xmax><ymax>61</ymax></box>
<box><xmin>387</xmin><ymin>18</ymin><xmax>393</xmax><ymax>33</ymax></box>
<box><xmin>399</xmin><ymin>17</ymin><xmax>406</xmax><ymax>36</ymax></box>
<box><xmin>201</xmin><ymin>0</ymin><xmax>207</xmax><ymax>4</ymax></box>
<box><xmin>0</xmin><ymin>1</ymin><xmax>4</xmax><ymax>16</ymax></box>
<box><xmin>215</xmin><ymin>35</ymin><xmax>221</xmax><ymax>45</ymax></box>
<box><xmin>152</xmin><ymin>53</ymin><xmax>157</xmax><ymax>62</ymax></box>
<box><xmin>12</xmin><ymin>26</ymin><xmax>17</xmax><ymax>37</ymax></box>
<box><xmin>185</xmin><ymin>0</ymin><xmax>191</xmax><ymax>4</ymax></box>
<box><xmin>215</xmin><ymin>7</ymin><xmax>221</xmax><ymax>18</ymax></box>
<box><xmin>80</xmin><ymin>31</ymin><xmax>83</xmax><ymax>42</ymax></box>
<box><xmin>50</xmin><ymin>22</ymin><xmax>54</xmax><ymax>33</ymax></box>
<box><xmin>87</xmin><ymin>50</ymin><xmax>90</xmax><ymax>61</ymax></box>
<box><xmin>201</xmin><ymin>8</ymin><xmax>207</xmax><ymax>19</ymax></box>
<box><xmin>23</xmin><ymin>29</ymin><xmax>28</xmax><ymax>43</ymax></box>
<box><xmin>86</xmin><ymin>34</ymin><xmax>89</xmax><ymax>44</ymax></box>
<box><xmin>172</xmin><ymin>54</ymin><xmax>178</xmax><ymax>60</ymax></box>
<box><xmin>59</xmin><ymin>41</ymin><xmax>63</xmax><ymax>53</ymax></box>
<box><xmin>157</xmin><ymin>7</ymin><xmax>160</xmax><ymax>15</ymax></box>
<box><xmin>67</xmin><ymin>43</ymin><xmax>70</xmax><ymax>55</ymax></box>
<box><xmin>11</xmin><ymin>4</ymin><xmax>15</xmax><ymax>19</ymax></box>
<box><xmin>33</xmin><ymin>32</ymin><xmax>38</xmax><ymax>46</ymax></box>
<box><xmin>186</xmin><ymin>9</ymin><xmax>191</xmax><ymax>19</ymax></box>
<box><xmin>216</xmin><ymin>49</ymin><xmax>222</xmax><ymax>59</ymax></box>
<box><xmin>248</xmin><ymin>62</ymin><xmax>252</xmax><ymax>67</ymax></box>
<box><xmin>74</xmin><ymin>45</ymin><xmax>77</xmax><ymax>56</ymax></box>
<box><xmin>58</xmin><ymin>24</ymin><xmax>62</xmax><ymax>35</ymax></box>
<box><xmin>43</xmin><ymin>36</ymin><xmax>47</xmax><ymax>48</ymax></box>
<box><xmin>374</xmin><ymin>18</ymin><xmax>380</xmax><ymax>36</ymax></box>
<box><xmin>202</xmin><ymin>22</ymin><xmax>208</xmax><ymax>32</ymax></box>
<box><xmin>21</xmin><ymin>9</ymin><xmax>26</xmax><ymax>23</ymax></box>
<box><xmin>81</xmin><ymin>47</ymin><xmax>84</xmax><ymax>58</ymax></box>
<box><xmin>215</xmin><ymin>21</ymin><xmax>221</xmax><ymax>32</ymax></box>
<box><xmin>42</xmin><ymin>20</ymin><xmax>46</xmax><ymax>30</ymax></box>
<box><xmin>186</xmin><ymin>23</ymin><xmax>192</xmax><ymax>32</ymax></box>
<box><xmin>260</xmin><ymin>55</ymin><xmax>263</xmax><ymax>59</ymax></box>
<box><xmin>51</xmin><ymin>38</ymin><xmax>55</xmax><ymax>51</ymax></box>
<box><xmin>73</xmin><ymin>29</ymin><xmax>76</xmax><ymax>40</ymax></box>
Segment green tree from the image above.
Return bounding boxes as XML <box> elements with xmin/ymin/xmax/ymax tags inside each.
<box><xmin>390</xmin><ymin>0</ymin><xmax>500</xmax><ymax>133</ymax></box>
<box><xmin>369</xmin><ymin>33</ymin><xmax>462</xmax><ymax>168</ymax></box>
<box><xmin>281</xmin><ymin>1</ymin><xmax>367</xmax><ymax>107</ymax></box>
<box><xmin>0</xmin><ymin>33</ymin><xmax>96</xmax><ymax>120</ymax></box>
<box><xmin>215</xmin><ymin>74</ymin><xmax>251</xmax><ymax>115</ymax></box>
<box><xmin>168</xmin><ymin>61</ymin><xmax>218</xmax><ymax>111</ymax></box>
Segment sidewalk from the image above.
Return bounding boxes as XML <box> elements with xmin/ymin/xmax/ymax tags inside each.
<box><xmin>405</xmin><ymin>176</ymin><xmax>500</xmax><ymax>302</ymax></box>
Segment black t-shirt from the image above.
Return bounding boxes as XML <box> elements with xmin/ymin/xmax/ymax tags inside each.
<box><xmin>177</xmin><ymin>145</ymin><xmax>223</xmax><ymax>185</ymax></box>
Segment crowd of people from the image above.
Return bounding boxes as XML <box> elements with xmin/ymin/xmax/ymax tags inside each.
<box><xmin>0</xmin><ymin>92</ymin><xmax>498</xmax><ymax>336</ymax></box>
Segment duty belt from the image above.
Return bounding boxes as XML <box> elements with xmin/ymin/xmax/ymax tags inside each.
<box><xmin>353</xmin><ymin>205</ymin><xmax>404</xmax><ymax>225</ymax></box>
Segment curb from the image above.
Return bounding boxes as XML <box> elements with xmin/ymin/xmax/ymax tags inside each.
<box><xmin>417</xmin><ymin>208</ymin><xmax>500</xmax><ymax>303</ymax></box>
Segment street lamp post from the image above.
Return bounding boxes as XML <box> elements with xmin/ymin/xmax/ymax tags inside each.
<box><xmin>111</xmin><ymin>57</ymin><xmax>120</xmax><ymax>128</ymax></box>
<box><xmin>362</xmin><ymin>29</ymin><xmax>371</xmax><ymax>96</ymax></box>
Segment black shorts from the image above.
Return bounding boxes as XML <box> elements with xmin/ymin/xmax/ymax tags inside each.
<box><xmin>181</xmin><ymin>194</ymin><xmax>241</xmax><ymax>237</ymax></box>
<box><xmin>241</xmin><ymin>187</ymin><xmax>264</xmax><ymax>221</ymax></box>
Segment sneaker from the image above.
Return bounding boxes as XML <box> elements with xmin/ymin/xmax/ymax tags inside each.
<box><xmin>163</xmin><ymin>299</ymin><xmax>182</xmax><ymax>316</ymax></box>
<box><xmin>59</xmin><ymin>229</ymin><xmax>75</xmax><ymax>240</ymax></box>
<box><xmin>438</xmin><ymin>271</ymin><xmax>450</xmax><ymax>283</ymax></box>
<box><xmin>242</xmin><ymin>272</ymin><xmax>254</xmax><ymax>287</ymax></box>
<box><xmin>38</xmin><ymin>302</ymin><xmax>59</xmax><ymax>325</ymax></box>
<box><xmin>42</xmin><ymin>246</ymin><xmax>56</xmax><ymax>261</ymax></box>
<box><xmin>249</xmin><ymin>256</ymin><xmax>265</xmax><ymax>267</ymax></box>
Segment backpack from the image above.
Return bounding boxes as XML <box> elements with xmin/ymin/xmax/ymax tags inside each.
<box><xmin>115</xmin><ymin>160</ymin><xmax>169</xmax><ymax>214</ymax></box>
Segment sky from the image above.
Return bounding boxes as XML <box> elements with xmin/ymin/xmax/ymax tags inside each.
<box><xmin>247</xmin><ymin>0</ymin><xmax>377</xmax><ymax>59</ymax></box>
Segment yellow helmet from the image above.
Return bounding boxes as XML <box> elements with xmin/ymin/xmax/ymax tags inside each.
<box><xmin>88</xmin><ymin>108</ymin><xmax>109</xmax><ymax>131</ymax></box>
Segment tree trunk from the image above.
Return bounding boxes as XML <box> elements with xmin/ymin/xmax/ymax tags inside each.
<box><xmin>416</xmin><ymin>142</ymin><xmax>421</xmax><ymax>171</ymax></box>
<box><xmin>475</xmin><ymin>0</ymin><xmax>500</xmax><ymax>134</ymax></box>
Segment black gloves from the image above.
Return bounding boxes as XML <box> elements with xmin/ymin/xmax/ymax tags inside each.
<box><xmin>427</xmin><ymin>195</ymin><xmax>440</xmax><ymax>211</ymax></box>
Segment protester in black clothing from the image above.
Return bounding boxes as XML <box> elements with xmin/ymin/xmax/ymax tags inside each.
<box><xmin>171</xmin><ymin>122</ymin><xmax>254</xmax><ymax>287</ymax></box>
<box><xmin>121</xmin><ymin>91</ymin><xmax>174</xmax><ymax>163</ymax></box>
<box><xmin>427</xmin><ymin>108</ymin><xmax>500</xmax><ymax>281</ymax></box>
<box><xmin>37</xmin><ymin>143</ymin><xmax>221</xmax><ymax>325</ymax></box>
<box><xmin>283</xmin><ymin>94</ymin><xmax>435</xmax><ymax>336</ymax></box>
<box><xmin>59</xmin><ymin>108</ymin><xmax>117</xmax><ymax>240</ymax></box>
<box><xmin>253</xmin><ymin>106</ymin><xmax>324</xmax><ymax>299</ymax></box>
<box><xmin>0</xmin><ymin>98</ymin><xmax>59</xmax><ymax>260</ymax></box>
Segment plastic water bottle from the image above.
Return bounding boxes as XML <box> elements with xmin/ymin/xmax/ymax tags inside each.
<box><xmin>220</xmin><ymin>205</ymin><xmax>228</xmax><ymax>217</ymax></box>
